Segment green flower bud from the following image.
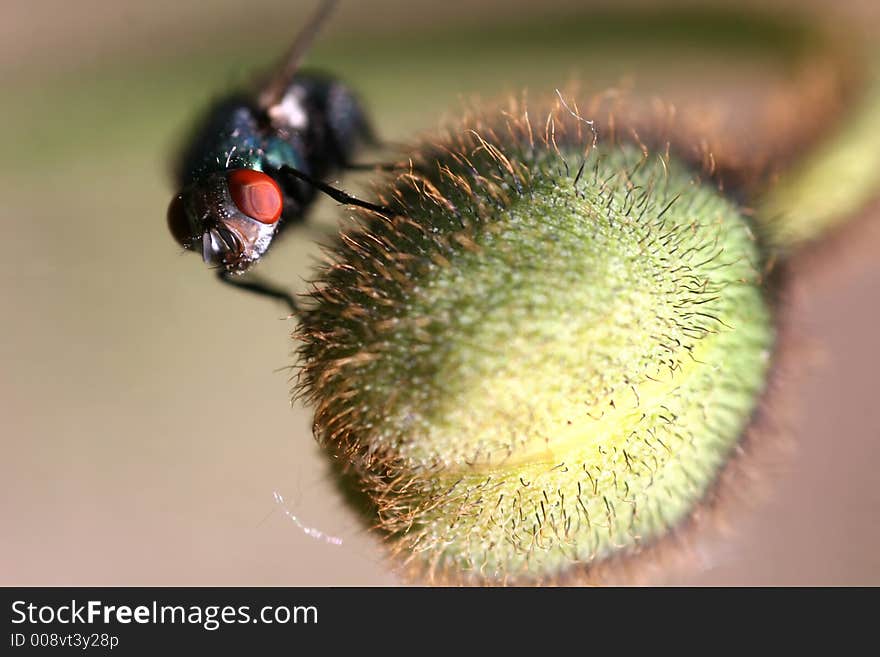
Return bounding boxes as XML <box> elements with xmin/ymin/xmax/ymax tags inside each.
<box><xmin>296</xmin><ymin>101</ymin><xmax>774</xmax><ymax>582</ymax></box>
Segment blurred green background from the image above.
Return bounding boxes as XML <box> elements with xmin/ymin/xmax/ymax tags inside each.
<box><xmin>1</xmin><ymin>0</ymin><xmax>878</xmax><ymax>585</ymax></box>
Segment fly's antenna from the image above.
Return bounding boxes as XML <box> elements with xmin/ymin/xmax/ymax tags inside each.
<box><xmin>258</xmin><ymin>0</ymin><xmax>339</xmax><ymax>110</ymax></box>
<box><xmin>280</xmin><ymin>165</ymin><xmax>394</xmax><ymax>218</ymax></box>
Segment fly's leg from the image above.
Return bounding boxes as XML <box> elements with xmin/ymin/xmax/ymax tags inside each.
<box><xmin>280</xmin><ymin>165</ymin><xmax>392</xmax><ymax>217</ymax></box>
<box><xmin>218</xmin><ymin>270</ymin><xmax>299</xmax><ymax>314</ymax></box>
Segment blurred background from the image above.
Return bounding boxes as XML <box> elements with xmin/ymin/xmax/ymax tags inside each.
<box><xmin>1</xmin><ymin>0</ymin><xmax>878</xmax><ymax>585</ymax></box>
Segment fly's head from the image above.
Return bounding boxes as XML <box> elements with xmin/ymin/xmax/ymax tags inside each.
<box><xmin>168</xmin><ymin>168</ymin><xmax>283</xmax><ymax>273</ymax></box>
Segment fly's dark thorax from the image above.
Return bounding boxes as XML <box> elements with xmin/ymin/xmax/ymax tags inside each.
<box><xmin>267</xmin><ymin>72</ymin><xmax>373</xmax><ymax>176</ymax></box>
<box><xmin>175</xmin><ymin>74</ymin><xmax>370</xmax><ymax>218</ymax></box>
<box><xmin>177</xmin><ymin>97</ymin><xmax>265</xmax><ymax>183</ymax></box>
<box><xmin>174</xmin><ymin>95</ymin><xmax>312</xmax><ymax>217</ymax></box>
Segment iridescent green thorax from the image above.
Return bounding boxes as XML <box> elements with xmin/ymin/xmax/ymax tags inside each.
<box><xmin>298</xmin><ymin>109</ymin><xmax>774</xmax><ymax>581</ymax></box>
<box><xmin>175</xmin><ymin>72</ymin><xmax>371</xmax><ymax>189</ymax></box>
<box><xmin>176</xmin><ymin>96</ymin><xmax>307</xmax><ymax>186</ymax></box>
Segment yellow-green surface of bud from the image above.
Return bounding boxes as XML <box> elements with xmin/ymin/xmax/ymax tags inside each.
<box><xmin>297</xmin><ymin>104</ymin><xmax>774</xmax><ymax>582</ymax></box>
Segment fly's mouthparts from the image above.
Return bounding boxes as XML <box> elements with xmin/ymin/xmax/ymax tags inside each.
<box><xmin>202</xmin><ymin>225</ymin><xmax>242</xmax><ymax>266</ymax></box>
<box><xmin>215</xmin><ymin>225</ymin><xmax>241</xmax><ymax>253</ymax></box>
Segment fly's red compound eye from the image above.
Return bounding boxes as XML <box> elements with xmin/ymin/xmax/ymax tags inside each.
<box><xmin>167</xmin><ymin>194</ymin><xmax>192</xmax><ymax>247</ymax></box>
<box><xmin>227</xmin><ymin>169</ymin><xmax>283</xmax><ymax>224</ymax></box>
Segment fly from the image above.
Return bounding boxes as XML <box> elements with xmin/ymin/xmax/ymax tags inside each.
<box><xmin>167</xmin><ymin>0</ymin><xmax>389</xmax><ymax>311</ymax></box>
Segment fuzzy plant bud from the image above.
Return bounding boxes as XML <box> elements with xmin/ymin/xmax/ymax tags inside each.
<box><xmin>295</xmin><ymin>99</ymin><xmax>774</xmax><ymax>583</ymax></box>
